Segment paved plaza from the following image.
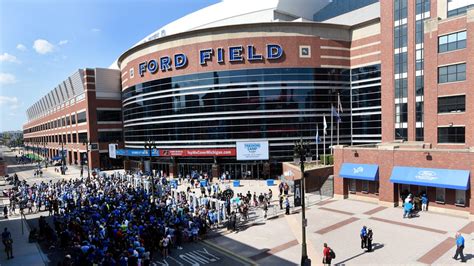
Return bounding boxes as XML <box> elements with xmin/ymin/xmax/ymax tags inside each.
<box><xmin>1</xmin><ymin>147</ymin><xmax>473</xmax><ymax>265</ymax></box>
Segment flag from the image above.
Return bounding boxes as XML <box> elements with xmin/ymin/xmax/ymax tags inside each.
<box><xmin>338</xmin><ymin>94</ymin><xmax>343</xmax><ymax>113</ymax></box>
<box><xmin>323</xmin><ymin>115</ymin><xmax>327</xmax><ymax>135</ymax></box>
<box><xmin>331</xmin><ymin>105</ymin><xmax>341</xmax><ymax>123</ymax></box>
<box><xmin>316</xmin><ymin>125</ymin><xmax>321</xmax><ymax>144</ymax></box>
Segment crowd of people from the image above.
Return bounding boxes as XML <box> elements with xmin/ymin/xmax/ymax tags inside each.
<box><xmin>2</xmin><ymin>166</ymin><xmax>290</xmax><ymax>265</ymax></box>
<box><xmin>2</xmin><ymin>172</ymin><xmax>231</xmax><ymax>265</ymax></box>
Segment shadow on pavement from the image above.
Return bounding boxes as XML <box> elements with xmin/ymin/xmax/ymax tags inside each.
<box><xmin>207</xmin><ymin>228</ymin><xmax>298</xmax><ymax>265</ymax></box>
<box><xmin>335</xmin><ymin>243</ymin><xmax>385</xmax><ymax>265</ymax></box>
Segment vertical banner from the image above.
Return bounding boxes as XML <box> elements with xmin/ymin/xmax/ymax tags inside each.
<box><xmin>294</xmin><ymin>179</ymin><xmax>302</xmax><ymax>207</ymax></box>
<box><xmin>109</xmin><ymin>144</ymin><xmax>117</xmax><ymax>159</ymax></box>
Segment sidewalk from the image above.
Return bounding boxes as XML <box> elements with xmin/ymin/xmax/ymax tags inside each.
<box><xmin>0</xmin><ymin>217</ymin><xmax>48</xmax><ymax>266</ymax></box>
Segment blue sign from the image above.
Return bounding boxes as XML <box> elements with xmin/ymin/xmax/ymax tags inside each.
<box><xmin>339</xmin><ymin>163</ymin><xmax>379</xmax><ymax>181</ymax></box>
<box><xmin>390</xmin><ymin>166</ymin><xmax>470</xmax><ymax>190</ymax></box>
<box><xmin>139</xmin><ymin>44</ymin><xmax>283</xmax><ymax>76</ymax></box>
<box><xmin>116</xmin><ymin>149</ymin><xmax>160</xmax><ymax>157</ymax></box>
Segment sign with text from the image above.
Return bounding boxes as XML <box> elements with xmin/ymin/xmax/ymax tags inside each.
<box><xmin>160</xmin><ymin>148</ymin><xmax>236</xmax><ymax>157</ymax></box>
<box><xmin>116</xmin><ymin>149</ymin><xmax>159</xmax><ymax>157</ymax></box>
<box><xmin>294</xmin><ymin>179</ymin><xmax>302</xmax><ymax>207</ymax></box>
<box><xmin>236</xmin><ymin>141</ymin><xmax>269</xmax><ymax>160</ymax></box>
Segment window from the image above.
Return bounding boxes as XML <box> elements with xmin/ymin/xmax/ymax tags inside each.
<box><xmin>66</xmin><ymin>116</ymin><xmax>70</xmax><ymax>126</ymax></box>
<box><xmin>98</xmin><ymin>131</ymin><xmax>122</xmax><ymax>142</ymax></box>
<box><xmin>438</xmin><ymin>63</ymin><xmax>466</xmax><ymax>83</ymax></box>
<box><xmin>349</xmin><ymin>179</ymin><xmax>356</xmax><ymax>193</ymax></box>
<box><xmin>96</xmin><ymin>110</ymin><xmax>122</xmax><ymax>122</ymax></box>
<box><xmin>439</xmin><ymin>31</ymin><xmax>466</xmax><ymax>53</ymax></box>
<box><xmin>362</xmin><ymin>181</ymin><xmax>369</xmax><ymax>193</ymax></box>
<box><xmin>435</xmin><ymin>187</ymin><xmax>445</xmax><ymax>203</ymax></box>
<box><xmin>77</xmin><ymin>111</ymin><xmax>87</xmax><ymax>123</ymax></box>
<box><xmin>72</xmin><ymin>133</ymin><xmax>77</xmax><ymax>143</ymax></box>
<box><xmin>71</xmin><ymin>114</ymin><xmax>76</xmax><ymax>125</ymax></box>
<box><xmin>438</xmin><ymin>95</ymin><xmax>465</xmax><ymax>113</ymax></box>
<box><xmin>455</xmin><ymin>190</ymin><xmax>466</xmax><ymax>206</ymax></box>
<box><xmin>67</xmin><ymin>134</ymin><xmax>71</xmax><ymax>143</ymax></box>
<box><xmin>78</xmin><ymin>132</ymin><xmax>88</xmax><ymax>143</ymax></box>
<box><xmin>438</xmin><ymin>126</ymin><xmax>465</xmax><ymax>143</ymax></box>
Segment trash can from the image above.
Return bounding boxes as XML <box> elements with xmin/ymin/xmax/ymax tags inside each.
<box><xmin>266</xmin><ymin>179</ymin><xmax>274</xmax><ymax>186</ymax></box>
<box><xmin>233</xmin><ymin>180</ymin><xmax>240</xmax><ymax>187</ymax></box>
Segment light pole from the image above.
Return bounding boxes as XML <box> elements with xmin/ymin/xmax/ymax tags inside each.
<box><xmin>59</xmin><ymin>139</ymin><xmax>65</xmax><ymax>175</ymax></box>
<box><xmin>294</xmin><ymin>138</ymin><xmax>312</xmax><ymax>266</ymax></box>
<box><xmin>144</xmin><ymin>139</ymin><xmax>156</xmax><ymax>203</ymax></box>
<box><xmin>83</xmin><ymin>140</ymin><xmax>91</xmax><ymax>179</ymax></box>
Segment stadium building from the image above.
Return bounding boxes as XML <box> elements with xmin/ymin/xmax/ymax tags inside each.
<box><xmin>23</xmin><ymin>0</ymin><xmax>474</xmax><ymax>216</ymax></box>
<box><xmin>117</xmin><ymin>0</ymin><xmax>382</xmax><ymax>178</ymax></box>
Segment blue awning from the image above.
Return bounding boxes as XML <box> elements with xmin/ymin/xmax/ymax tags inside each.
<box><xmin>339</xmin><ymin>163</ymin><xmax>379</xmax><ymax>181</ymax></box>
<box><xmin>390</xmin><ymin>166</ymin><xmax>470</xmax><ymax>190</ymax></box>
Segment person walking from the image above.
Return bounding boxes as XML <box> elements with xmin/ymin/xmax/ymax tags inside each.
<box><xmin>285</xmin><ymin>197</ymin><xmax>290</xmax><ymax>215</ymax></box>
<box><xmin>323</xmin><ymin>243</ymin><xmax>332</xmax><ymax>265</ymax></box>
<box><xmin>2</xmin><ymin>227</ymin><xmax>13</xmax><ymax>259</ymax></box>
<box><xmin>3</xmin><ymin>206</ymin><xmax>8</xmax><ymax>219</ymax></box>
<box><xmin>366</xmin><ymin>228</ymin><xmax>373</xmax><ymax>252</ymax></box>
<box><xmin>279</xmin><ymin>194</ymin><xmax>284</xmax><ymax>210</ymax></box>
<box><xmin>421</xmin><ymin>194</ymin><xmax>428</xmax><ymax>211</ymax></box>
<box><xmin>360</xmin><ymin>226</ymin><xmax>367</xmax><ymax>249</ymax></box>
<box><xmin>453</xmin><ymin>232</ymin><xmax>466</xmax><ymax>262</ymax></box>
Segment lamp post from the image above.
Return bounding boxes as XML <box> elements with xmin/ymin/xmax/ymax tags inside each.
<box><xmin>294</xmin><ymin>138</ymin><xmax>312</xmax><ymax>266</ymax></box>
<box><xmin>83</xmin><ymin>140</ymin><xmax>91</xmax><ymax>179</ymax></box>
<box><xmin>59</xmin><ymin>139</ymin><xmax>65</xmax><ymax>175</ymax></box>
<box><xmin>144</xmin><ymin>139</ymin><xmax>156</xmax><ymax>203</ymax></box>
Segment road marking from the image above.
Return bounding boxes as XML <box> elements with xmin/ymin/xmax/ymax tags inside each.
<box><xmin>157</xmin><ymin>247</ymin><xmax>221</xmax><ymax>265</ymax></box>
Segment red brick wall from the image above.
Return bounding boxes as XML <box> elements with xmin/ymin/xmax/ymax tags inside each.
<box><xmin>334</xmin><ymin>147</ymin><xmax>474</xmax><ymax>214</ymax></box>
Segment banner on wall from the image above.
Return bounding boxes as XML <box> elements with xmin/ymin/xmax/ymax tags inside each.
<box><xmin>236</xmin><ymin>141</ymin><xmax>269</xmax><ymax>161</ymax></box>
<box><xmin>109</xmin><ymin>144</ymin><xmax>117</xmax><ymax>159</ymax></box>
<box><xmin>160</xmin><ymin>148</ymin><xmax>236</xmax><ymax>157</ymax></box>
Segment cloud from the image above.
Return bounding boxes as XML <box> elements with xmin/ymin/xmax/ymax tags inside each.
<box><xmin>0</xmin><ymin>53</ymin><xmax>20</xmax><ymax>63</ymax></box>
<box><xmin>16</xmin><ymin>44</ymin><xmax>27</xmax><ymax>51</ymax></box>
<box><xmin>0</xmin><ymin>73</ymin><xmax>17</xmax><ymax>84</ymax></box>
<box><xmin>91</xmin><ymin>28</ymin><xmax>101</xmax><ymax>32</ymax></box>
<box><xmin>33</xmin><ymin>39</ymin><xmax>55</xmax><ymax>54</ymax></box>
<box><xmin>58</xmin><ymin>40</ymin><xmax>68</xmax><ymax>45</ymax></box>
<box><xmin>0</xmin><ymin>96</ymin><xmax>19</xmax><ymax>106</ymax></box>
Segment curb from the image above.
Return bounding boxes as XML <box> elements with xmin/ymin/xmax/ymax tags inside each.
<box><xmin>202</xmin><ymin>239</ymin><xmax>258</xmax><ymax>266</ymax></box>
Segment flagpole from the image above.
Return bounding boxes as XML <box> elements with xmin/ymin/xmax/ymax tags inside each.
<box><xmin>337</xmin><ymin>93</ymin><xmax>340</xmax><ymax>146</ymax></box>
<box><xmin>323</xmin><ymin>115</ymin><xmax>326</xmax><ymax>165</ymax></box>
<box><xmin>330</xmin><ymin>105</ymin><xmax>334</xmax><ymax>155</ymax></box>
<box><xmin>316</xmin><ymin>124</ymin><xmax>319</xmax><ymax>164</ymax></box>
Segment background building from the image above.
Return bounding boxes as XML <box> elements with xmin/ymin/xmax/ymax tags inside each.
<box><xmin>23</xmin><ymin>68</ymin><xmax>124</xmax><ymax>171</ymax></box>
<box><xmin>334</xmin><ymin>0</ymin><xmax>474</xmax><ymax>218</ymax></box>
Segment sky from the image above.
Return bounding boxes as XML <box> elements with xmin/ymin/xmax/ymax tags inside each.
<box><xmin>0</xmin><ymin>0</ymin><xmax>219</xmax><ymax>132</ymax></box>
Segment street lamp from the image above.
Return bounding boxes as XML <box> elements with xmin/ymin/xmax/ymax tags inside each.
<box><xmin>83</xmin><ymin>140</ymin><xmax>91</xmax><ymax>179</ymax></box>
<box><xmin>294</xmin><ymin>138</ymin><xmax>312</xmax><ymax>266</ymax></box>
<box><xmin>59</xmin><ymin>139</ymin><xmax>66</xmax><ymax>175</ymax></box>
<box><xmin>144</xmin><ymin>139</ymin><xmax>156</xmax><ymax>203</ymax></box>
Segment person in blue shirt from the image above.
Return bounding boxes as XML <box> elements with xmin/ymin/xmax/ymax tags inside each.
<box><xmin>453</xmin><ymin>232</ymin><xmax>466</xmax><ymax>262</ymax></box>
<box><xmin>403</xmin><ymin>201</ymin><xmax>413</xmax><ymax>218</ymax></box>
<box><xmin>421</xmin><ymin>194</ymin><xmax>428</xmax><ymax>212</ymax></box>
<box><xmin>360</xmin><ymin>226</ymin><xmax>367</xmax><ymax>249</ymax></box>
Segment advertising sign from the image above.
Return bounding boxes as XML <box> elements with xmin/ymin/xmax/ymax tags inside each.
<box><xmin>294</xmin><ymin>179</ymin><xmax>302</xmax><ymax>207</ymax></box>
<box><xmin>115</xmin><ymin>149</ymin><xmax>160</xmax><ymax>157</ymax></box>
<box><xmin>236</xmin><ymin>141</ymin><xmax>269</xmax><ymax>160</ymax></box>
<box><xmin>160</xmin><ymin>148</ymin><xmax>236</xmax><ymax>157</ymax></box>
<box><xmin>109</xmin><ymin>144</ymin><xmax>117</xmax><ymax>159</ymax></box>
